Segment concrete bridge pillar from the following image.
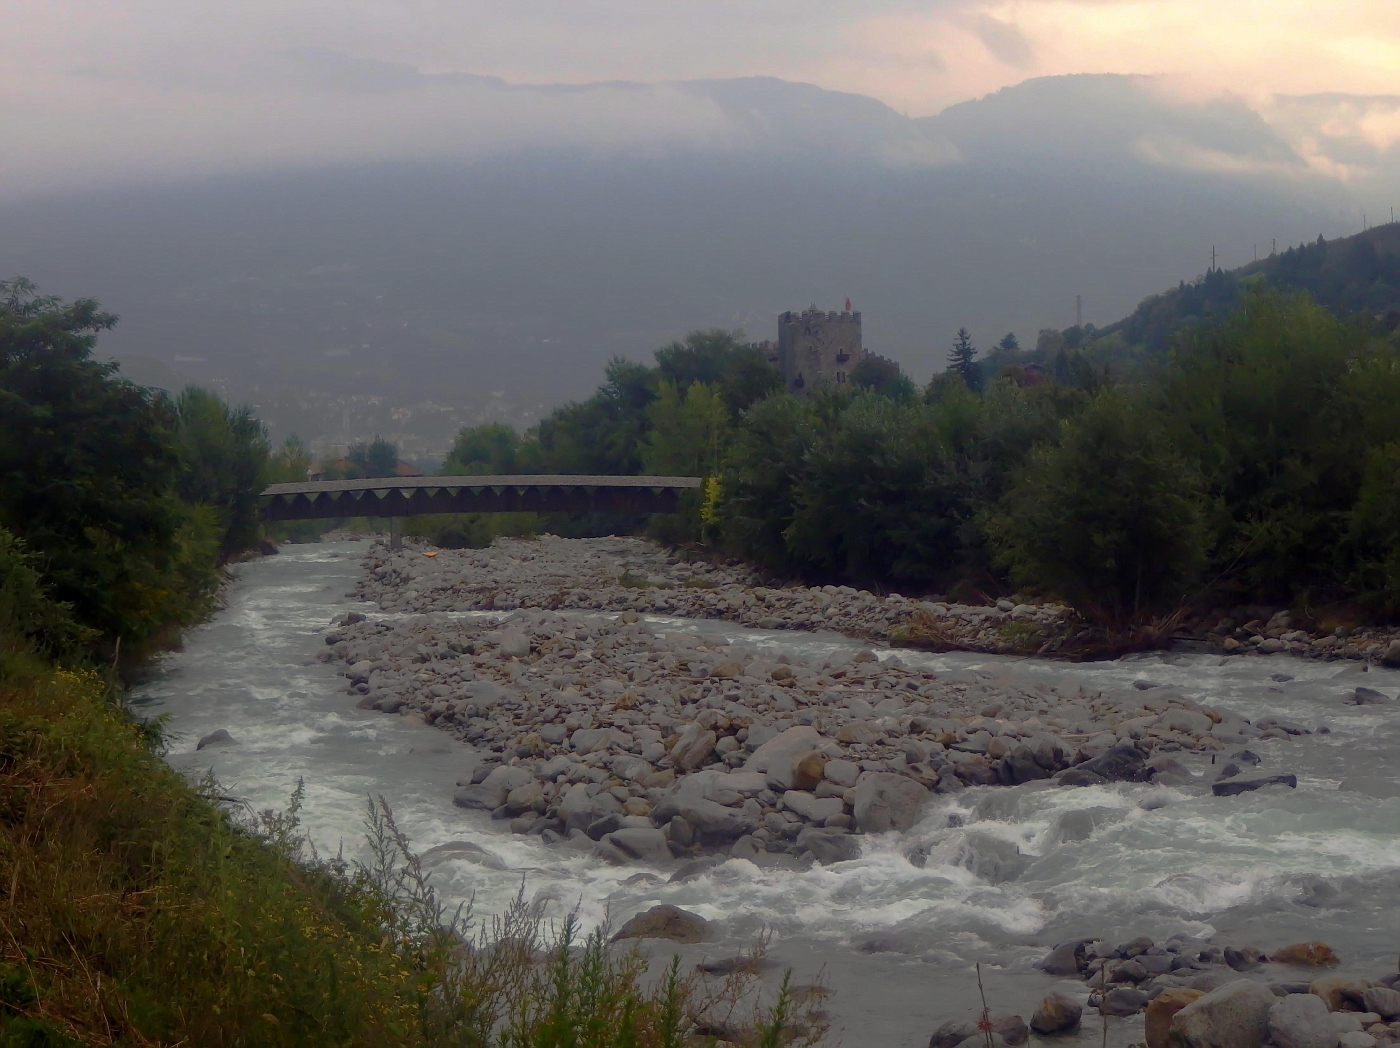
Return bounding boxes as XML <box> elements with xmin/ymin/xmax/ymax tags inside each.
<box><xmin>389</xmin><ymin>517</ymin><xmax>402</xmax><ymax>551</ymax></box>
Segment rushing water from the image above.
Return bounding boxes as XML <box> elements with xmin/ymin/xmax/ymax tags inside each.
<box><xmin>132</xmin><ymin>542</ymin><xmax>1400</xmax><ymax>1046</ymax></box>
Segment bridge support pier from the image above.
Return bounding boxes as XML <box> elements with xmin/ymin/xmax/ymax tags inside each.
<box><xmin>389</xmin><ymin>516</ymin><xmax>402</xmax><ymax>551</ymax></box>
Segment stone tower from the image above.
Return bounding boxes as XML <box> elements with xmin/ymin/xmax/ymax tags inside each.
<box><xmin>775</xmin><ymin>306</ymin><xmax>863</xmax><ymax>394</ymax></box>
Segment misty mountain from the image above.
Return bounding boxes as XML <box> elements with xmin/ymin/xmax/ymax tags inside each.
<box><xmin>0</xmin><ymin>71</ymin><xmax>1388</xmax><ymax>457</ymax></box>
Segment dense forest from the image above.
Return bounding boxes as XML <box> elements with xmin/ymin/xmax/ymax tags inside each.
<box><xmin>435</xmin><ymin>286</ymin><xmax>1400</xmax><ymax>628</ymax></box>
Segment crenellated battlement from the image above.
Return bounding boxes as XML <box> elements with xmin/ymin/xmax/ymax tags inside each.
<box><xmin>773</xmin><ymin>305</ymin><xmax>866</xmax><ymax>394</ymax></box>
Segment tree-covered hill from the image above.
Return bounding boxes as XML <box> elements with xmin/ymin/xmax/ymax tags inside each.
<box><xmin>989</xmin><ymin>222</ymin><xmax>1400</xmax><ymax>381</ymax></box>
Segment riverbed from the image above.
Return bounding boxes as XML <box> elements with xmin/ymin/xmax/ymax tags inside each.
<box><xmin>131</xmin><ymin>541</ymin><xmax>1400</xmax><ymax>1047</ymax></box>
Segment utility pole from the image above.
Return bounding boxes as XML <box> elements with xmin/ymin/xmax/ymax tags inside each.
<box><xmin>1272</xmin><ymin>239</ymin><xmax>1276</xmax><ymax>256</ymax></box>
<box><xmin>1211</xmin><ymin>245</ymin><xmax>1217</xmax><ymax>271</ymax></box>
<box><xmin>1076</xmin><ymin>295</ymin><xmax>1082</xmax><ymax>328</ymax></box>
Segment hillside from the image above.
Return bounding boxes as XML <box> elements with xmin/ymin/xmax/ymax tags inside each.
<box><xmin>0</xmin><ymin>72</ymin><xmax>1378</xmax><ymax>458</ymax></box>
<box><xmin>994</xmin><ymin>221</ymin><xmax>1400</xmax><ymax>377</ymax></box>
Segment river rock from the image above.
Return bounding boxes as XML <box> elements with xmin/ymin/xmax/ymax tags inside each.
<box><xmin>418</xmin><ymin>840</ymin><xmax>509</xmax><ymax>871</ymax></box>
<box><xmin>1337</xmin><ymin>1034</ymin><xmax>1377</xmax><ymax>1048</ymax></box>
<box><xmin>993</xmin><ymin>1015</ymin><xmax>1029</xmax><ymax>1046</ymax></box>
<box><xmin>1075</xmin><ymin>742</ymin><xmax>1146</xmax><ymax>782</ymax></box>
<box><xmin>504</xmin><ymin>780</ymin><xmax>546</xmax><ymax>815</ymax></box>
<box><xmin>1100</xmin><ymin>987</ymin><xmax>1151</xmax><ymax>1016</ymax></box>
<box><xmin>1382</xmin><ymin>639</ymin><xmax>1400</xmax><ymax>668</ymax></box>
<box><xmin>602</xmin><ymin>827</ymin><xmax>671</xmax><ymax>863</ymax></box>
<box><xmin>955</xmin><ymin>832</ymin><xmax>1026</xmax><ymax>883</ymax></box>
<box><xmin>1037</xmin><ymin>940</ymin><xmax>1090</xmax><ymax>977</ymax></box>
<box><xmin>851</xmin><ymin>772</ymin><xmax>930</xmax><ymax>833</ymax></box>
<box><xmin>1167</xmin><ymin>980</ymin><xmax>1276</xmax><ymax>1048</ymax></box>
<box><xmin>652</xmin><ymin>792</ymin><xmax>756</xmax><ymax>842</ymax></box>
<box><xmin>671</xmin><ymin>724</ymin><xmax>717</xmax><ymax>771</ymax></box>
<box><xmin>453</xmin><ymin>764</ymin><xmax>534</xmax><ymax>810</ymax></box>
<box><xmin>782</xmin><ymin>790</ymin><xmax>845</xmax><ymax>823</ymax></box>
<box><xmin>1030</xmin><ymin>993</ymin><xmax>1082</xmax><ymax>1034</ymax></box>
<box><xmin>1272</xmin><ymin>942</ymin><xmax>1340</xmax><ymax>967</ymax></box>
<box><xmin>611</xmin><ymin>904</ymin><xmax>711</xmax><ymax>943</ymax></box>
<box><xmin>499</xmin><ymin>628</ymin><xmax>530</xmax><ymax>658</ymax></box>
<box><xmin>928</xmin><ymin>1019</ymin><xmax>978</xmax><ymax>1048</ymax></box>
<box><xmin>823</xmin><ymin>758</ymin><xmax>860</xmax><ymax>787</ymax></box>
<box><xmin>745</xmin><ymin>725</ymin><xmax>822</xmax><ymax>790</ymax></box>
<box><xmin>1212</xmin><ymin>774</ymin><xmax>1298</xmax><ymax>797</ymax></box>
<box><xmin>1269</xmin><ymin>993</ymin><xmax>1337</xmax><ymax>1048</ymax></box>
<box><xmin>796</xmin><ymin>825</ymin><xmax>861</xmax><ymax>864</ymax></box>
<box><xmin>1311</xmin><ymin>976</ymin><xmax>1370</xmax><ymax>1012</ymax></box>
<box><xmin>1363</xmin><ymin>987</ymin><xmax>1400</xmax><ymax>1021</ymax></box>
<box><xmin>1162</xmin><ymin>709</ymin><xmax>1213</xmax><ymax>736</ymax></box>
<box><xmin>1146</xmin><ymin>755</ymin><xmax>1196</xmax><ymax>786</ymax></box>
<box><xmin>196</xmin><ymin>728</ymin><xmax>238</xmax><ymax>750</ymax></box>
<box><xmin>1147</xmin><ymin>989</ymin><xmax>1206</xmax><ymax>1048</ymax></box>
<box><xmin>1348</xmin><ymin>687</ymin><xmax>1391</xmax><ymax>705</ymax></box>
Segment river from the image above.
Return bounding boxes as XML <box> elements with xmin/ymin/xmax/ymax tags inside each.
<box><xmin>131</xmin><ymin>541</ymin><xmax>1400</xmax><ymax>1046</ymax></box>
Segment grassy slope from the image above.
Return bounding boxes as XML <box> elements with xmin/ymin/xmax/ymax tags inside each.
<box><xmin>0</xmin><ymin>644</ymin><xmax>428</xmax><ymax>1047</ymax></box>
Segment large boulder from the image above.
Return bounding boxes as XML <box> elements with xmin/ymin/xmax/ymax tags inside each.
<box><xmin>1213</xmin><ymin>774</ymin><xmax>1298</xmax><ymax>797</ymax></box>
<box><xmin>851</xmin><ymin>772</ymin><xmax>931</xmax><ymax>833</ymax></box>
<box><xmin>928</xmin><ymin>1019</ymin><xmax>978</xmax><ymax>1048</ymax></box>
<box><xmin>196</xmin><ymin>728</ymin><xmax>238</xmax><ymax>750</ymax></box>
<box><xmin>653</xmin><ymin>785</ymin><xmax>757</xmax><ymax>842</ymax></box>
<box><xmin>1271</xmin><ymin>942</ymin><xmax>1340</xmax><ymax>967</ymax></box>
<box><xmin>1075</xmin><ymin>742</ymin><xmax>1146</xmax><ymax>782</ymax></box>
<box><xmin>671</xmin><ymin>724</ymin><xmax>718</xmax><ymax>771</ymax></box>
<box><xmin>601</xmin><ymin>828</ymin><xmax>671</xmax><ymax>863</ymax></box>
<box><xmin>1382</xmin><ymin>639</ymin><xmax>1400</xmax><ymax>668</ymax></box>
<box><xmin>1309</xmin><ymin>976</ymin><xmax>1369</xmax><ymax>1012</ymax></box>
<box><xmin>1030</xmin><ymin>993</ymin><xmax>1082</xmax><ymax>1035</ymax></box>
<box><xmin>745</xmin><ymin>726</ymin><xmax>822</xmax><ymax>790</ymax></box>
<box><xmin>795</xmin><ymin>825</ymin><xmax>860</xmax><ymax>864</ymax></box>
<box><xmin>782</xmin><ymin>790</ymin><xmax>845</xmax><ymax>823</ymax></box>
<box><xmin>1100</xmin><ymin>987</ymin><xmax>1150</xmax><ymax>1017</ymax></box>
<box><xmin>1147</xmin><ymin>989</ymin><xmax>1205</xmax><ymax>1048</ymax></box>
<box><xmin>1268</xmin><ymin>993</ymin><xmax>1336</xmax><ymax>1048</ymax></box>
<box><xmin>453</xmin><ymin>764</ymin><xmax>533</xmax><ymax>810</ymax></box>
<box><xmin>1167</xmin><ymin>979</ymin><xmax>1275</xmax><ymax>1048</ymax></box>
<box><xmin>1363</xmin><ymin>986</ymin><xmax>1400</xmax><ymax>1021</ymax></box>
<box><xmin>611</xmin><ymin>904</ymin><xmax>711</xmax><ymax>944</ymax></box>
<box><xmin>1035</xmin><ymin>940</ymin><xmax>1090</xmax><ymax>977</ymax></box>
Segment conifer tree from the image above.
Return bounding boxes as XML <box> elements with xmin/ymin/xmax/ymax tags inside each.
<box><xmin>947</xmin><ymin>328</ymin><xmax>982</xmax><ymax>390</ymax></box>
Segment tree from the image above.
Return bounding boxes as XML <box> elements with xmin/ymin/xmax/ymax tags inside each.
<box><xmin>443</xmin><ymin>423</ymin><xmax>525</xmax><ymax>476</ymax></box>
<box><xmin>641</xmin><ymin>381</ymin><xmax>731</xmax><ymax>477</ymax></box>
<box><xmin>849</xmin><ymin>356</ymin><xmax>916</xmax><ymax>400</ymax></box>
<box><xmin>348</xmin><ymin>436</ymin><xmax>398</xmax><ymax>478</ymax></box>
<box><xmin>173</xmin><ymin>387</ymin><xmax>270</xmax><ymax>562</ymax></box>
<box><xmin>947</xmin><ymin>328</ymin><xmax>982</xmax><ymax>391</ymax></box>
<box><xmin>997</xmin><ymin>333</ymin><xmax>1020</xmax><ymax>354</ymax></box>
<box><xmin>266</xmin><ymin>436</ymin><xmax>313</xmax><ymax>484</ymax></box>
<box><xmin>989</xmin><ymin>392</ymin><xmax>1208</xmax><ymax>626</ymax></box>
<box><xmin>0</xmin><ymin>278</ymin><xmax>212</xmax><ymax>647</ymax></box>
<box><xmin>654</xmin><ymin>330</ymin><xmax>781</xmax><ymax>415</ymax></box>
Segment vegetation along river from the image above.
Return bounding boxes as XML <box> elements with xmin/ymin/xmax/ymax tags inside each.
<box><xmin>133</xmin><ymin>540</ymin><xmax>1400</xmax><ymax>1047</ymax></box>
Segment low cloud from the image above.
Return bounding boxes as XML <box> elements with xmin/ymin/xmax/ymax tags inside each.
<box><xmin>971</xmin><ymin>15</ymin><xmax>1035</xmax><ymax>69</ymax></box>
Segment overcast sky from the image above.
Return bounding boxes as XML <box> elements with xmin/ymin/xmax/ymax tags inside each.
<box><xmin>4</xmin><ymin>0</ymin><xmax>1399</xmax><ymax>197</ymax></box>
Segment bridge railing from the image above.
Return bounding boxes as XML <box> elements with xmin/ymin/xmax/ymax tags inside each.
<box><xmin>259</xmin><ymin>474</ymin><xmax>703</xmax><ymax>522</ymax></box>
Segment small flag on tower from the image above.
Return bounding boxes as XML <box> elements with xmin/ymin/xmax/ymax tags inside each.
<box><xmin>844</xmin><ymin>297</ymin><xmax>852</xmax><ymax>312</ymax></box>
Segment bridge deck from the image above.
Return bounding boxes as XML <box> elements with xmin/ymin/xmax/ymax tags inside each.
<box><xmin>260</xmin><ymin>474</ymin><xmax>703</xmax><ymax>521</ymax></box>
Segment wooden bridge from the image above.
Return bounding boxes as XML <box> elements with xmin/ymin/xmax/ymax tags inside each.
<box><xmin>260</xmin><ymin>475</ymin><xmax>703</xmax><ymax>522</ymax></box>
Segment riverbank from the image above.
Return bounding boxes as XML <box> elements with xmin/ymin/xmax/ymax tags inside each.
<box><xmin>329</xmin><ymin>536</ymin><xmax>1368</xmax><ymax>865</ymax></box>
<box><xmin>348</xmin><ymin>533</ymin><xmax>1400</xmax><ymax>665</ymax></box>
<box><xmin>144</xmin><ymin>540</ymin><xmax>1400</xmax><ymax>1048</ymax></box>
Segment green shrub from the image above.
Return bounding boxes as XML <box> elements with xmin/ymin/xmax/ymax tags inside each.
<box><xmin>989</xmin><ymin>391</ymin><xmax>1208</xmax><ymax>626</ymax></box>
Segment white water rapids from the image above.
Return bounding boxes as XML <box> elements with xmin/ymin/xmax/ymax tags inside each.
<box><xmin>132</xmin><ymin>542</ymin><xmax>1400</xmax><ymax>1046</ymax></box>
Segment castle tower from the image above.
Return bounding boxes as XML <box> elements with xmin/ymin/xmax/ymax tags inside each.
<box><xmin>776</xmin><ymin>306</ymin><xmax>863</xmax><ymax>394</ymax></box>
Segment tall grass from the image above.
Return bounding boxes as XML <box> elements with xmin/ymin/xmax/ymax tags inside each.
<box><xmin>0</xmin><ymin>644</ymin><xmax>829</xmax><ymax>1047</ymax></box>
